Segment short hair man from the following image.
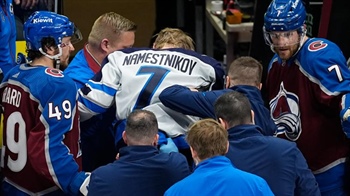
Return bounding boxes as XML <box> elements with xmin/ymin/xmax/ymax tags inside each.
<box><xmin>0</xmin><ymin>11</ymin><xmax>89</xmax><ymax>195</ymax></box>
<box><xmin>88</xmin><ymin>110</ymin><xmax>190</xmax><ymax>196</ymax></box>
<box><xmin>64</xmin><ymin>12</ymin><xmax>137</xmax><ymax>172</ymax></box>
<box><xmin>214</xmin><ymin>91</ymin><xmax>320</xmax><ymax>196</ymax></box>
<box><xmin>160</xmin><ymin>56</ymin><xmax>277</xmax><ymax>136</ymax></box>
<box><xmin>165</xmin><ymin>118</ymin><xmax>274</xmax><ymax>196</ymax></box>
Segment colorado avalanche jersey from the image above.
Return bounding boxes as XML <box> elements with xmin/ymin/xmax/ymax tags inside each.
<box><xmin>0</xmin><ymin>64</ymin><xmax>86</xmax><ymax>195</ymax></box>
<box><xmin>266</xmin><ymin>38</ymin><xmax>350</xmax><ymax>172</ymax></box>
<box><xmin>0</xmin><ymin>0</ymin><xmax>16</xmax><ymax>76</ymax></box>
<box><xmin>79</xmin><ymin>47</ymin><xmax>224</xmax><ymax>137</ymax></box>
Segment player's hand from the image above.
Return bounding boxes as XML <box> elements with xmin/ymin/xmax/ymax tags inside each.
<box><xmin>159</xmin><ymin>138</ymin><xmax>179</xmax><ymax>153</ymax></box>
<box><xmin>79</xmin><ymin>172</ymin><xmax>91</xmax><ymax>196</ymax></box>
<box><xmin>14</xmin><ymin>0</ymin><xmax>39</xmax><ymax>9</ymax></box>
<box><xmin>115</xmin><ymin>153</ymin><xmax>120</xmax><ymax>160</ymax></box>
<box><xmin>190</xmin><ymin>88</ymin><xmax>198</xmax><ymax>92</ymax></box>
<box><xmin>340</xmin><ymin>108</ymin><xmax>350</xmax><ymax>138</ymax></box>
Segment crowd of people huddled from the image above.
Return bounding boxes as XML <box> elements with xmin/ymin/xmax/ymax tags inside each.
<box><xmin>0</xmin><ymin>0</ymin><xmax>350</xmax><ymax>195</ymax></box>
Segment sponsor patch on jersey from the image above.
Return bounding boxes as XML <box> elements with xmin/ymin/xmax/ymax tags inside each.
<box><xmin>45</xmin><ymin>68</ymin><xmax>64</xmax><ymax>77</ymax></box>
<box><xmin>308</xmin><ymin>40</ymin><xmax>327</xmax><ymax>52</ymax></box>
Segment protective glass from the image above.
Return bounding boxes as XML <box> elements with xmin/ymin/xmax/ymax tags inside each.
<box><xmin>71</xmin><ymin>24</ymin><xmax>83</xmax><ymax>45</ymax></box>
<box><xmin>263</xmin><ymin>26</ymin><xmax>306</xmax><ymax>48</ymax></box>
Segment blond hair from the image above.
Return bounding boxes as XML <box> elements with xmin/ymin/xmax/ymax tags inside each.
<box><xmin>88</xmin><ymin>12</ymin><xmax>137</xmax><ymax>48</ymax></box>
<box><xmin>186</xmin><ymin>119</ymin><xmax>228</xmax><ymax>160</ymax></box>
<box><xmin>153</xmin><ymin>28</ymin><xmax>195</xmax><ymax>50</ymax></box>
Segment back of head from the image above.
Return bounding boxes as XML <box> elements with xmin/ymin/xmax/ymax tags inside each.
<box><xmin>24</xmin><ymin>11</ymin><xmax>82</xmax><ymax>61</ymax></box>
<box><xmin>214</xmin><ymin>91</ymin><xmax>252</xmax><ymax>128</ymax></box>
<box><xmin>187</xmin><ymin>119</ymin><xmax>228</xmax><ymax>160</ymax></box>
<box><xmin>263</xmin><ymin>0</ymin><xmax>306</xmax><ymax>32</ymax></box>
<box><xmin>125</xmin><ymin>110</ymin><xmax>158</xmax><ymax>145</ymax></box>
<box><xmin>88</xmin><ymin>12</ymin><xmax>137</xmax><ymax>48</ymax></box>
<box><xmin>228</xmin><ymin>56</ymin><xmax>262</xmax><ymax>87</ymax></box>
<box><xmin>153</xmin><ymin>28</ymin><xmax>195</xmax><ymax>51</ymax></box>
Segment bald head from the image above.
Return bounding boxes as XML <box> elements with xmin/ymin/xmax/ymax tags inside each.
<box><xmin>124</xmin><ymin>110</ymin><xmax>158</xmax><ymax>145</ymax></box>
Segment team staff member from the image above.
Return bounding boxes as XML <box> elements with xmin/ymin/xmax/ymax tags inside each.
<box><xmin>88</xmin><ymin>110</ymin><xmax>190</xmax><ymax>196</ymax></box>
<box><xmin>165</xmin><ymin>118</ymin><xmax>274</xmax><ymax>196</ymax></box>
<box><xmin>64</xmin><ymin>12</ymin><xmax>137</xmax><ymax>171</ymax></box>
<box><xmin>160</xmin><ymin>56</ymin><xmax>277</xmax><ymax>136</ymax></box>
<box><xmin>214</xmin><ymin>91</ymin><xmax>320</xmax><ymax>196</ymax></box>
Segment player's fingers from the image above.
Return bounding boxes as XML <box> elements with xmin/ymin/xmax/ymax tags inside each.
<box><xmin>22</xmin><ymin>0</ymin><xmax>36</xmax><ymax>9</ymax></box>
<box><xmin>28</xmin><ymin>0</ymin><xmax>38</xmax><ymax>9</ymax></box>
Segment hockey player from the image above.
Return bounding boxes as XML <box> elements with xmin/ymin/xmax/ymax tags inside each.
<box><xmin>263</xmin><ymin>0</ymin><xmax>350</xmax><ymax>194</ymax></box>
<box><xmin>0</xmin><ymin>11</ymin><xmax>89</xmax><ymax>195</ymax></box>
<box><xmin>78</xmin><ymin>28</ymin><xmax>225</xmax><ymax>153</ymax></box>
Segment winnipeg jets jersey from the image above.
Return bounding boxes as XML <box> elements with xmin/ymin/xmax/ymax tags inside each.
<box><xmin>0</xmin><ymin>64</ymin><xmax>86</xmax><ymax>195</ymax></box>
<box><xmin>266</xmin><ymin>38</ymin><xmax>350</xmax><ymax>172</ymax></box>
<box><xmin>79</xmin><ymin>47</ymin><xmax>224</xmax><ymax>137</ymax></box>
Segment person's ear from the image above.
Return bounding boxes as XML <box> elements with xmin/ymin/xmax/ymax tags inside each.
<box><xmin>190</xmin><ymin>146</ymin><xmax>199</xmax><ymax>165</ymax></box>
<box><xmin>251</xmin><ymin>110</ymin><xmax>255</xmax><ymax>124</ymax></box>
<box><xmin>225</xmin><ymin>141</ymin><xmax>229</xmax><ymax>154</ymax></box>
<box><xmin>225</xmin><ymin>76</ymin><xmax>230</xmax><ymax>89</ymax></box>
<box><xmin>100</xmin><ymin>39</ymin><xmax>109</xmax><ymax>52</ymax></box>
<box><xmin>153</xmin><ymin>134</ymin><xmax>159</xmax><ymax>146</ymax></box>
<box><xmin>122</xmin><ymin>131</ymin><xmax>128</xmax><ymax>144</ymax></box>
<box><xmin>218</xmin><ymin>118</ymin><xmax>228</xmax><ymax>129</ymax></box>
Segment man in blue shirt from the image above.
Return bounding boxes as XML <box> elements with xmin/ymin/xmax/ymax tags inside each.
<box><xmin>88</xmin><ymin>110</ymin><xmax>191</xmax><ymax>196</ymax></box>
<box><xmin>64</xmin><ymin>12</ymin><xmax>137</xmax><ymax>171</ymax></box>
<box><xmin>165</xmin><ymin>118</ymin><xmax>274</xmax><ymax>196</ymax></box>
<box><xmin>214</xmin><ymin>91</ymin><xmax>320</xmax><ymax>196</ymax></box>
<box><xmin>159</xmin><ymin>56</ymin><xmax>276</xmax><ymax>136</ymax></box>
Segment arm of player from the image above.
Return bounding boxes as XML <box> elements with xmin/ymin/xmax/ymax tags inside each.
<box><xmin>159</xmin><ymin>85</ymin><xmax>227</xmax><ymax>118</ymax></box>
<box><xmin>78</xmin><ymin>60</ymin><xmax>121</xmax><ymax>121</ymax></box>
<box><xmin>306</xmin><ymin>40</ymin><xmax>350</xmax><ymax>138</ymax></box>
<box><xmin>340</xmin><ymin>95</ymin><xmax>350</xmax><ymax>138</ymax></box>
<box><xmin>28</xmin><ymin>79</ymin><xmax>88</xmax><ymax>195</ymax></box>
<box><xmin>198</xmin><ymin>53</ymin><xmax>226</xmax><ymax>90</ymax></box>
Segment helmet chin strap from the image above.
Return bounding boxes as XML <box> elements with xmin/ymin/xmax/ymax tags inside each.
<box><xmin>38</xmin><ymin>46</ymin><xmax>63</xmax><ymax>69</ymax></box>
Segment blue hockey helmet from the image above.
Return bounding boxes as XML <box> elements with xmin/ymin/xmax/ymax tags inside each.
<box><xmin>24</xmin><ymin>11</ymin><xmax>82</xmax><ymax>51</ymax></box>
<box><xmin>263</xmin><ymin>0</ymin><xmax>306</xmax><ymax>32</ymax></box>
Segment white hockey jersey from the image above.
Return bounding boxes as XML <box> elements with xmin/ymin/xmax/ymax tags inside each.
<box><xmin>78</xmin><ymin>47</ymin><xmax>224</xmax><ymax>137</ymax></box>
